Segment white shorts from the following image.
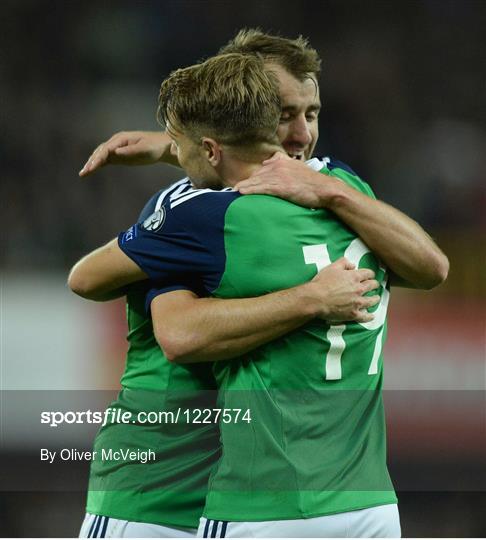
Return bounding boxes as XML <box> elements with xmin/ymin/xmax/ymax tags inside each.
<box><xmin>79</xmin><ymin>512</ymin><xmax>197</xmax><ymax>538</ymax></box>
<box><xmin>198</xmin><ymin>504</ymin><xmax>401</xmax><ymax>538</ymax></box>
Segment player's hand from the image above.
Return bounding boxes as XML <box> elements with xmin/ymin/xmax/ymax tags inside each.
<box><xmin>234</xmin><ymin>151</ymin><xmax>340</xmax><ymax>208</ymax></box>
<box><xmin>306</xmin><ymin>257</ymin><xmax>380</xmax><ymax>323</ymax></box>
<box><xmin>79</xmin><ymin>131</ymin><xmax>175</xmax><ymax>177</ymax></box>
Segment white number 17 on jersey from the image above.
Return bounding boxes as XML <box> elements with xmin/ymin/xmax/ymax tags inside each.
<box><xmin>303</xmin><ymin>240</ymin><xmax>389</xmax><ymax>380</ymax></box>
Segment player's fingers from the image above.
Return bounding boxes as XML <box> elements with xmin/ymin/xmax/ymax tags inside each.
<box><xmin>262</xmin><ymin>151</ymin><xmax>287</xmax><ymax>165</ymax></box>
<box><xmin>354</xmin><ymin>310</ymin><xmax>375</xmax><ymax>323</ymax></box>
<box><xmin>238</xmin><ymin>179</ymin><xmax>279</xmax><ymax>195</ymax></box>
<box><xmin>114</xmin><ymin>142</ymin><xmax>144</xmax><ymax>156</ymax></box>
<box><xmin>234</xmin><ymin>178</ymin><xmax>264</xmax><ymax>191</ymax></box>
<box><xmin>104</xmin><ymin>134</ymin><xmax>137</xmax><ymax>152</ymax></box>
<box><xmin>233</xmin><ymin>181</ymin><xmax>249</xmax><ymax>191</ymax></box>
<box><xmin>361</xmin><ymin>279</ymin><xmax>380</xmax><ymax>293</ymax></box>
<box><xmin>92</xmin><ymin>148</ymin><xmax>110</xmax><ymax>165</ymax></box>
<box><xmin>79</xmin><ymin>162</ymin><xmax>102</xmax><ymax>177</ymax></box>
<box><xmin>79</xmin><ymin>147</ymin><xmax>108</xmax><ymax>176</ymax></box>
<box><xmin>262</xmin><ymin>153</ymin><xmax>280</xmax><ymax>164</ymax></box>
<box><xmin>79</xmin><ymin>133</ymin><xmax>140</xmax><ymax>176</ymax></box>
<box><xmin>335</xmin><ymin>257</ymin><xmax>355</xmax><ymax>270</ymax></box>
<box><xmin>79</xmin><ymin>164</ymin><xmax>91</xmax><ymax>177</ymax></box>
<box><xmin>238</xmin><ymin>184</ymin><xmax>273</xmax><ymax>195</ymax></box>
<box><xmin>82</xmin><ymin>151</ymin><xmax>110</xmax><ymax>175</ymax></box>
<box><xmin>357</xmin><ymin>268</ymin><xmax>376</xmax><ymax>281</ymax></box>
<box><xmin>79</xmin><ymin>154</ymin><xmax>99</xmax><ymax>176</ymax></box>
<box><xmin>361</xmin><ymin>294</ymin><xmax>380</xmax><ymax>308</ymax></box>
<box><xmin>104</xmin><ymin>132</ymin><xmax>134</xmax><ymax>147</ymax></box>
<box><xmin>95</xmin><ymin>141</ymin><xmax>112</xmax><ymax>156</ymax></box>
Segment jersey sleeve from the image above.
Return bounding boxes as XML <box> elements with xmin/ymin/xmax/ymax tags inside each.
<box><xmin>137</xmin><ymin>190</ymin><xmax>164</xmax><ymax>223</ymax></box>
<box><xmin>144</xmin><ymin>283</ymin><xmax>207</xmax><ymax>314</ymax></box>
<box><xmin>119</xmin><ymin>188</ymin><xmax>240</xmax><ymax>295</ymax></box>
<box><xmin>321</xmin><ymin>157</ymin><xmax>377</xmax><ymax>200</ymax></box>
<box><xmin>133</xmin><ymin>180</ymin><xmax>196</xmax><ymax>300</ymax></box>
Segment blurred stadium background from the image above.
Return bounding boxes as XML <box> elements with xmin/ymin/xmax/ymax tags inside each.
<box><xmin>1</xmin><ymin>0</ymin><xmax>485</xmax><ymax>536</ymax></box>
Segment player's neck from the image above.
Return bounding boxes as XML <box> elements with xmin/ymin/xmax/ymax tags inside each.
<box><xmin>219</xmin><ymin>143</ymin><xmax>282</xmax><ymax>187</ymax></box>
<box><xmin>219</xmin><ymin>162</ymin><xmax>262</xmax><ymax>187</ymax></box>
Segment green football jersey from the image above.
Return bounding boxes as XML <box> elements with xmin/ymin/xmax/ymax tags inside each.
<box><xmin>120</xmin><ymin>158</ymin><xmax>397</xmax><ymax>522</ymax></box>
<box><xmin>86</xmin><ymin>183</ymin><xmax>221</xmax><ymax>528</ymax></box>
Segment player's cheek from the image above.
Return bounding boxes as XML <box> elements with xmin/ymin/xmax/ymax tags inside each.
<box><xmin>276</xmin><ymin>124</ymin><xmax>289</xmax><ymax>147</ymax></box>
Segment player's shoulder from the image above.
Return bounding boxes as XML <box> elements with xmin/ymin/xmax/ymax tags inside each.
<box><xmin>137</xmin><ymin>177</ymin><xmax>192</xmax><ymax>222</ymax></box>
<box><xmin>307</xmin><ymin>156</ymin><xmax>359</xmax><ymax>177</ymax></box>
<box><xmin>167</xmin><ymin>183</ymin><xmax>239</xmax><ymax>211</ymax></box>
<box><xmin>311</xmin><ymin>156</ymin><xmax>376</xmax><ymax>199</ymax></box>
<box><xmin>140</xmin><ymin>179</ymin><xmax>241</xmax><ymax>237</ymax></box>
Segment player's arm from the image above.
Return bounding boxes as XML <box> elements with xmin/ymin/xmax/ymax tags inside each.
<box><xmin>68</xmin><ymin>239</ymin><xmax>148</xmax><ymax>301</ymax></box>
<box><xmin>113</xmin><ymin>202</ymin><xmax>381</xmax><ymax>363</ymax></box>
<box><xmin>68</xmin><ymin>185</ymin><xmax>170</xmax><ymax>300</ymax></box>
<box><xmin>115</xmin><ymin>193</ymin><xmax>380</xmax><ymax>364</ymax></box>
<box><xmin>79</xmin><ymin>131</ymin><xmax>179</xmax><ymax>177</ymax></box>
<box><xmin>69</xmin><ymin>232</ymin><xmax>379</xmax><ymax>360</ymax></box>
<box><xmin>151</xmin><ymin>258</ymin><xmax>380</xmax><ymax>363</ymax></box>
<box><xmin>235</xmin><ymin>153</ymin><xmax>449</xmax><ymax>290</ymax></box>
<box><xmin>321</xmin><ymin>184</ymin><xmax>449</xmax><ymax>289</ymax></box>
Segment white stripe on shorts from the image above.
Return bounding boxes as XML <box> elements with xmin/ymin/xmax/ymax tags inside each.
<box><xmin>79</xmin><ymin>512</ymin><xmax>197</xmax><ymax>538</ymax></box>
<box><xmin>198</xmin><ymin>504</ymin><xmax>401</xmax><ymax>538</ymax></box>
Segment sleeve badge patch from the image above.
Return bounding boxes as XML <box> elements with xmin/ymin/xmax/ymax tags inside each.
<box><xmin>142</xmin><ymin>208</ymin><xmax>166</xmax><ymax>232</ymax></box>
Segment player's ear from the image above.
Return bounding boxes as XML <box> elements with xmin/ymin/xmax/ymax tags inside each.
<box><xmin>201</xmin><ymin>137</ymin><xmax>221</xmax><ymax>167</ymax></box>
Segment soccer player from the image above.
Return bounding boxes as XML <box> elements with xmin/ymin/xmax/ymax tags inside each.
<box><xmin>72</xmin><ymin>56</ymin><xmax>384</xmax><ymax>538</ymax></box>
<box><xmin>72</xmin><ymin>50</ymin><xmax>447</xmax><ymax>536</ymax></box>
<box><xmin>80</xmin><ymin>30</ymin><xmax>447</xmax><ymax>294</ymax></box>
<box><xmin>75</xmin><ymin>230</ymin><xmax>374</xmax><ymax>538</ymax></box>
<box><xmin>77</xmin><ymin>31</ymin><xmax>447</xmax><ymax>535</ymax></box>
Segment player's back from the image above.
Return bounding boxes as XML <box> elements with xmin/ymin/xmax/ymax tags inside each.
<box><xmin>118</xmin><ymin>162</ymin><xmax>397</xmax><ymax>522</ymax></box>
<box><xmin>204</xmin><ymin>181</ymin><xmax>395</xmax><ymax>521</ymax></box>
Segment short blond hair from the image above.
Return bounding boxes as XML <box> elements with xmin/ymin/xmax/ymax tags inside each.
<box><xmin>157</xmin><ymin>53</ymin><xmax>281</xmax><ymax>147</ymax></box>
<box><xmin>219</xmin><ymin>28</ymin><xmax>321</xmax><ymax>81</ymax></box>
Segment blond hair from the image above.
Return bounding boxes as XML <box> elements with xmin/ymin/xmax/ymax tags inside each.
<box><xmin>157</xmin><ymin>53</ymin><xmax>281</xmax><ymax>147</ymax></box>
<box><xmin>219</xmin><ymin>28</ymin><xmax>321</xmax><ymax>81</ymax></box>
